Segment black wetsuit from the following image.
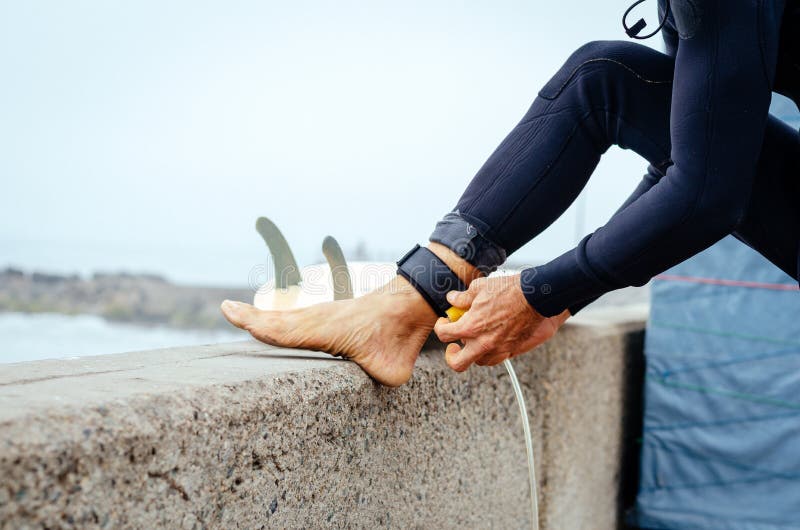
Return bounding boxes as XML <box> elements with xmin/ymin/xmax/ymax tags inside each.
<box><xmin>429</xmin><ymin>0</ymin><xmax>800</xmax><ymax>315</ymax></box>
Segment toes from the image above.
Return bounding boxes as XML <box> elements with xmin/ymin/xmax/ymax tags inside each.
<box><xmin>220</xmin><ymin>300</ymin><xmax>262</xmax><ymax>331</ymax></box>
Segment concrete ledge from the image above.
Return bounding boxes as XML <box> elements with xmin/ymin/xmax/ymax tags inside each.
<box><xmin>0</xmin><ymin>310</ymin><xmax>646</xmax><ymax>529</ymax></box>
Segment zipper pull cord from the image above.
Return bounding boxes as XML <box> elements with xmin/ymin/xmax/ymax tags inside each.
<box><xmin>623</xmin><ymin>0</ymin><xmax>671</xmax><ymax>39</ymax></box>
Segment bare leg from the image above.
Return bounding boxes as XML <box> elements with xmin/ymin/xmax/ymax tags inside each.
<box><xmin>221</xmin><ymin>243</ymin><xmax>479</xmax><ymax>387</ymax></box>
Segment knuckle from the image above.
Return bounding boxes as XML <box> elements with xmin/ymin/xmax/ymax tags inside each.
<box><xmin>449</xmin><ymin>359</ymin><xmax>467</xmax><ymax>372</ymax></box>
<box><xmin>477</xmin><ymin>338</ymin><xmax>493</xmax><ymax>354</ymax></box>
<box><xmin>469</xmin><ymin>278</ymin><xmax>486</xmax><ymax>291</ymax></box>
<box><xmin>463</xmin><ymin>323</ymin><xmax>479</xmax><ymax>338</ymax></box>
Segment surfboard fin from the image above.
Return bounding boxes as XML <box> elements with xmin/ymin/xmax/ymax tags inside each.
<box><xmin>255</xmin><ymin>216</ymin><xmax>302</xmax><ymax>289</ymax></box>
<box><xmin>322</xmin><ymin>235</ymin><xmax>354</xmax><ymax>300</ymax></box>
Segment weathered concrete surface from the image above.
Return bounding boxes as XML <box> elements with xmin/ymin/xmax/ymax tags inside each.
<box><xmin>0</xmin><ymin>309</ymin><xmax>646</xmax><ymax>529</ymax></box>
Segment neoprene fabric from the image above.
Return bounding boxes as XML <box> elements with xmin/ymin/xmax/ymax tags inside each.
<box><xmin>632</xmin><ymin>235</ymin><xmax>800</xmax><ymax>529</ymax></box>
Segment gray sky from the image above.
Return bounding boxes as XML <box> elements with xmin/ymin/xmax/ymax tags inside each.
<box><xmin>1</xmin><ymin>0</ymin><xmax>660</xmax><ymax>285</ymax></box>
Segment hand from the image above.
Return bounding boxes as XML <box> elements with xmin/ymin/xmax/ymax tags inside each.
<box><xmin>433</xmin><ymin>273</ymin><xmax>570</xmax><ymax>372</ymax></box>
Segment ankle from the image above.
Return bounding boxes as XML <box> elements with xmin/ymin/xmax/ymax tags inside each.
<box><xmin>380</xmin><ymin>276</ymin><xmax>438</xmax><ymax>323</ymax></box>
<box><xmin>373</xmin><ymin>243</ymin><xmax>483</xmax><ymax>325</ymax></box>
<box><xmin>427</xmin><ymin>242</ymin><xmax>483</xmax><ymax>285</ymax></box>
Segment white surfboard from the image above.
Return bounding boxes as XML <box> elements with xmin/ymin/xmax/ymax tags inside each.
<box><xmin>252</xmin><ymin>216</ymin><xmax>394</xmax><ymax>310</ymax></box>
<box><xmin>251</xmin><ymin>216</ymin><xmax>524</xmax><ymax>311</ymax></box>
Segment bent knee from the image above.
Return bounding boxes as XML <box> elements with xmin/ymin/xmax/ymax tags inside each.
<box><xmin>539</xmin><ymin>40</ymin><xmax>670</xmax><ymax>100</ymax></box>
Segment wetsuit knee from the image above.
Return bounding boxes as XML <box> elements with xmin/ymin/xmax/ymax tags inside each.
<box><xmin>538</xmin><ymin>40</ymin><xmax>660</xmax><ymax>101</ymax></box>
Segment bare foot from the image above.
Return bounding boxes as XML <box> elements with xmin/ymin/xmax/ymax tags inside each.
<box><xmin>220</xmin><ymin>276</ymin><xmax>438</xmax><ymax>387</ymax></box>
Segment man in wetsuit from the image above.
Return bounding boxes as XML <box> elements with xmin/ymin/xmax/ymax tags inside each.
<box><xmin>222</xmin><ymin>0</ymin><xmax>800</xmax><ymax>387</ymax></box>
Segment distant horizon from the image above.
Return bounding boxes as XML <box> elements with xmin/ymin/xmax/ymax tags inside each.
<box><xmin>0</xmin><ymin>240</ymin><xmax>550</xmax><ymax>288</ymax></box>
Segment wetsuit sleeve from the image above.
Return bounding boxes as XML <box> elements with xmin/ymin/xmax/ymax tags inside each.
<box><xmin>522</xmin><ymin>0</ymin><xmax>781</xmax><ymax>317</ymax></box>
<box><xmin>563</xmin><ymin>166</ymin><xmax>665</xmax><ymax>315</ymax></box>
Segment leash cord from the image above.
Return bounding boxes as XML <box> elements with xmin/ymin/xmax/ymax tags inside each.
<box><xmin>504</xmin><ymin>358</ymin><xmax>540</xmax><ymax>530</ymax></box>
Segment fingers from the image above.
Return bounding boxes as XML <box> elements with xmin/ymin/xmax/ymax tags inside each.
<box><xmin>445</xmin><ymin>341</ymin><xmax>508</xmax><ymax>371</ymax></box>
<box><xmin>446</xmin><ymin>288</ymin><xmax>475</xmax><ymax>310</ymax></box>
<box><xmin>476</xmin><ymin>351</ymin><xmax>511</xmax><ymax>367</ymax></box>
<box><xmin>445</xmin><ymin>342</ymin><xmax>470</xmax><ymax>372</ymax></box>
<box><xmin>434</xmin><ymin>316</ymin><xmax>474</xmax><ymax>343</ymax></box>
<box><xmin>437</xmin><ymin>279</ymin><xmax>488</xmax><ymax>341</ymax></box>
<box><xmin>446</xmin><ymin>276</ymin><xmax>487</xmax><ymax>309</ymax></box>
<box><xmin>445</xmin><ymin>339</ymin><xmax>489</xmax><ymax>372</ymax></box>
<box><xmin>444</xmin><ymin>342</ymin><xmax>462</xmax><ymax>370</ymax></box>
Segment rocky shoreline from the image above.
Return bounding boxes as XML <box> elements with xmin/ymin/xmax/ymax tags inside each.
<box><xmin>0</xmin><ymin>265</ymin><xmax>650</xmax><ymax>331</ymax></box>
<box><xmin>0</xmin><ymin>268</ymin><xmax>252</xmax><ymax>330</ymax></box>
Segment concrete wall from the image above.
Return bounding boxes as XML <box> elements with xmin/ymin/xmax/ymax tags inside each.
<box><xmin>0</xmin><ymin>307</ymin><xmax>646</xmax><ymax>529</ymax></box>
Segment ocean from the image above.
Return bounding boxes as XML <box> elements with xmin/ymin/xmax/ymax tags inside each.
<box><xmin>0</xmin><ymin>312</ymin><xmax>245</xmax><ymax>364</ymax></box>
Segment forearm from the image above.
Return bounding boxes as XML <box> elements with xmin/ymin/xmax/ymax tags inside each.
<box><xmin>561</xmin><ymin>164</ymin><xmax>666</xmax><ymax>315</ymax></box>
<box><xmin>522</xmin><ymin>181</ymin><xmax>736</xmax><ymax>316</ymax></box>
